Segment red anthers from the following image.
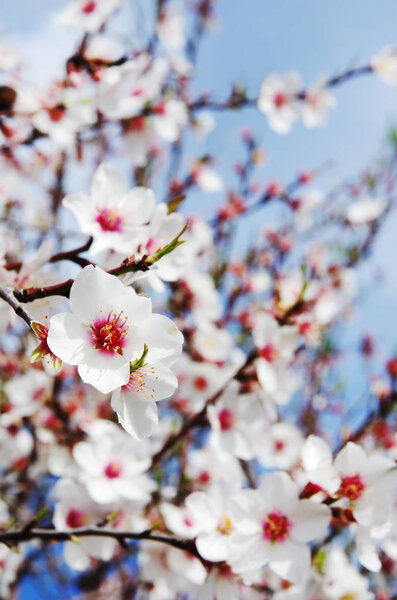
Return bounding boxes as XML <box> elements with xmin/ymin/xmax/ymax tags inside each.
<box><xmin>338</xmin><ymin>474</ymin><xmax>365</xmax><ymax>501</ymax></box>
<box><xmin>259</xmin><ymin>344</ymin><xmax>279</xmax><ymax>362</ymax></box>
<box><xmin>273</xmin><ymin>92</ymin><xmax>288</xmax><ymax>108</ymax></box>
<box><xmin>218</xmin><ymin>408</ymin><xmax>234</xmax><ymax>431</ymax></box>
<box><xmin>262</xmin><ymin>512</ymin><xmax>291</xmax><ymax>543</ymax></box>
<box><xmin>193</xmin><ymin>375</ymin><xmax>208</xmax><ymax>391</ymax></box>
<box><xmin>82</xmin><ymin>1</ymin><xmax>97</xmax><ymax>14</ymax></box>
<box><xmin>66</xmin><ymin>509</ymin><xmax>87</xmax><ymax>528</ymax></box>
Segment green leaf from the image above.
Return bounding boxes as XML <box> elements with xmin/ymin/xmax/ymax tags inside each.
<box><xmin>147</xmin><ymin>222</ymin><xmax>188</xmax><ymax>264</ymax></box>
<box><xmin>167</xmin><ymin>194</ymin><xmax>186</xmax><ymax>214</ymax></box>
<box><xmin>130</xmin><ymin>345</ymin><xmax>149</xmax><ymax>373</ymax></box>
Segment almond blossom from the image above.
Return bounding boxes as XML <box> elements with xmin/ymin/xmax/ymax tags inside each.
<box><xmin>59</xmin><ymin>0</ymin><xmax>122</xmax><ymax>32</ymax></box>
<box><xmin>72</xmin><ymin>420</ymin><xmax>155</xmax><ymax>504</ymax></box>
<box><xmin>110</xmin><ymin>359</ymin><xmax>178</xmax><ymax>440</ymax></box>
<box><xmin>63</xmin><ymin>163</ymin><xmax>155</xmax><ymax>255</ymax></box>
<box><xmin>257</xmin><ymin>73</ymin><xmax>301</xmax><ymax>134</ymax></box>
<box><xmin>47</xmin><ymin>265</ymin><xmax>183</xmax><ymax>394</ymax></box>
<box><xmin>96</xmin><ymin>55</ymin><xmax>168</xmax><ymax>120</ymax></box>
<box><xmin>53</xmin><ymin>478</ymin><xmax>118</xmax><ymax>570</ymax></box>
<box><xmin>229</xmin><ymin>472</ymin><xmax>331</xmax><ymax>583</ymax></box>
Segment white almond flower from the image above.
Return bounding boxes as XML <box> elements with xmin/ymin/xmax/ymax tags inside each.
<box><xmin>185</xmin><ymin>481</ymin><xmax>241</xmax><ymax>562</ymax></box>
<box><xmin>257</xmin><ymin>72</ymin><xmax>302</xmax><ymax>134</ymax></box>
<box><xmin>322</xmin><ymin>548</ymin><xmax>374</xmax><ymax>600</ymax></box>
<box><xmin>58</xmin><ymin>0</ymin><xmax>121</xmax><ymax>33</ymax></box>
<box><xmin>111</xmin><ymin>360</ymin><xmax>178</xmax><ymax>440</ymax></box>
<box><xmin>229</xmin><ymin>472</ymin><xmax>330</xmax><ymax>584</ymax></box>
<box><xmin>152</xmin><ymin>99</ymin><xmax>188</xmax><ymax>142</ymax></box>
<box><xmin>72</xmin><ymin>420</ymin><xmax>155</xmax><ymax>504</ymax></box>
<box><xmin>333</xmin><ymin>442</ymin><xmax>397</xmax><ymax>527</ymax></box>
<box><xmin>346</xmin><ymin>196</ymin><xmax>387</xmax><ymax>225</ymax></box>
<box><xmin>208</xmin><ymin>381</ymin><xmax>268</xmax><ymax>460</ymax></box>
<box><xmin>53</xmin><ymin>478</ymin><xmax>118</xmax><ymax>570</ymax></box>
<box><xmin>300</xmin><ymin>78</ymin><xmax>336</xmax><ymax>128</ymax></box>
<box><xmin>47</xmin><ymin>265</ymin><xmax>183</xmax><ymax>394</ymax></box>
<box><xmin>63</xmin><ymin>162</ymin><xmax>155</xmax><ymax>255</ymax></box>
<box><xmin>97</xmin><ymin>55</ymin><xmax>168</xmax><ymax>120</ymax></box>
<box><xmin>371</xmin><ymin>46</ymin><xmax>397</xmax><ymax>86</ymax></box>
<box><xmin>193</xmin><ymin>164</ymin><xmax>224</xmax><ymax>193</ymax></box>
<box><xmin>32</xmin><ymin>99</ymin><xmax>96</xmax><ymax>149</ymax></box>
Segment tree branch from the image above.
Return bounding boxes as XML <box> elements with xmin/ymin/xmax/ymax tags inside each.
<box><xmin>0</xmin><ymin>287</ymin><xmax>33</xmax><ymax>328</ymax></box>
<box><xmin>0</xmin><ymin>527</ymin><xmax>202</xmax><ymax>561</ymax></box>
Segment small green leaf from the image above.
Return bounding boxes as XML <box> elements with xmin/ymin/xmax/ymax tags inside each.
<box><xmin>147</xmin><ymin>222</ymin><xmax>188</xmax><ymax>263</ymax></box>
<box><xmin>130</xmin><ymin>345</ymin><xmax>149</xmax><ymax>373</ymax></box>
<box><xmin>70</xmin><ymin>535</ymin><xmax>81</xmax><ymax>544</ymax></box>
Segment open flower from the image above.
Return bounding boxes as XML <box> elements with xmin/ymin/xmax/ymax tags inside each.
<box><xmin>111</xmin><ymin>358</ymin><xmax>178</xmax><ymax>440</ymax></box>
<box><xmin>58</xmin><ymin>0</ymin><xmax>122</xmax><ymax>32</ymax></box>
<box><xmin>229</xmin><ymin>472</ymin><xmax>330</xmax><ymax>583</ymax></box>
<box><xmin>63</xmin><ymin>163</ymin><xmax>155</xmax><ymax>255</ymax></box>
<box><xmin>257</xmin><ymin>73</ymin><xmax>301</xmax><ymax>134</ymax></box>
<box><xmin>72</xmin><ymin>420</ymin><xmax>155</xmax><ymax>505</ymax></box>
<box><xmin>47</xmin><ymin>265</ymin><xmax>183</xmax><ymax>394</ymax></box>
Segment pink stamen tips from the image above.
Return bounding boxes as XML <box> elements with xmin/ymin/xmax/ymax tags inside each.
<box><xmin>66</xmin><ymin>509</ymin><xmax>87</xmax><ymax>528</ymax></box>
<box><xmin>82</xmin><ymin>1</ymin><xmax>97</xmax><ymax>14</ymax></box>
<box><xmin>262</xmin><ymin>511</ymin><xmax>291</xmax><ymax>543</ymax></box>
<box><xmin>96</xmin><ymin>208</ymin><xmax>123</xmax><ymax>232</ymax></box>
<box><xmin>48</xmin><ymin>106</ymin><xmax>65</xmax><ymax>122</ymax></box>
<box><xmin>274</xmin><ymin>92</ymin><xmax>288</xmax><ymax>108</ymax></box>
<box><xmin>104</xmin><ymin>462</ymin><xmax>122</xmax><ymax>479</ymax></box>
<box><xmin>90</xmin><ymin>311</ymin><xmax>129</xmax><ymax>355</ymax></box>
<box><xmin>193</xmin><ymin>375</ymin><xmax>208</xmax><ymax>391</ymax></box>
<box><xmin>218</xmin><ymin>408</ymin><xmax>234</xmax><ymax>431</ymax></box>
<box><xmin>338</xmin><ymin>474</ymin><xmax>365</xmax><ymax>501</ymax></box>
<box><xmin>259</xmin><ymin>344</ymin><xmax>279</xmax><ymax>362</ymax></box>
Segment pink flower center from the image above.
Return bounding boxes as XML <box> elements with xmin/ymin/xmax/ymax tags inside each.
<box><xmin>338</xmin><ymin>474</ymin><xmax>365</xmax><ymax>501</ymax></box>
<box><xmin>154</xmin><ymin>101</ymin><xmax>166</xmax><ymax>115</ymax></box>
<box><xmin>193</xmin><ymin>375</ymin><xmax>208</xmax><ymax>391</ymax></box>
<box><xmin>274</xmin><ymin>92</ymin><xmax>288</xmax><ymax>108</ymax></box>
<box><xmin>48</xmin><ymin>106</ymin><xmax>65</xmax><ymax>122</ymax></box>
<box><xmin>274</xmin><ymin>439</ymin><xmax>285</xmax><ymax>452</ymax></box>
<box><xmin>197</xmin><ymin>470</ymin><xmax>210</xmax><ymax>484</ymax></box>
<box><xmin>96</xmin><ymin>208</ymin><xmax>123</xmax><ymax>232</ymax></box>
<box><xmin>263</xmin><ymin>511</ymin><xmax>291</xmax><ymax>543</ymax></box>
<box><xmin>66</xmin><ymin>509</ymin><xmax>87</xmax><ymax>528</ymax></box>
<box><xmin>90</xmin><ymin>311</ymin><xmax>129</xmax><ymax>355</ymax></box>
<box><xmin>218</xmin><ymin>408</ymin><xmax>234</xmax><ymax>431</ymax></box>
<box><xmin>145</xmin><ymin>237</ymin><xmax>156</xmax><ymax>253</ymax></box>
<box><xmin>306</xmin><ymin>92</ymin><xmax>319</xmax><ymax>107</ymax></box>
<box><xmin>82</xmin><ymin>1</ymin><xmax>97</xmax><ymax>14</ymax></box>
<box><xmin>104</xmin><ymin>461</ymin><xmax>122</xmax><ymax>479</ymax></box>
<box><xmin>129</xmin><ymin>116</ymin><xmax>145</xmax><ymax>132</ymax></box>
<box><xmin>259</xmin><ymin>344</ymin><xmax>279</xmax><ymax>362</ymax></box>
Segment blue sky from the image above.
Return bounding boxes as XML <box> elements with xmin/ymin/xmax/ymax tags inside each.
<box><xmin>2</xmin><ymin>0</ymin><xmax>397</xmax><ymax>351</ymax></box>
<box><xmin>2</xmin><ymin>1</ymin><xmax>397</xmax><ymax>364</ymax></box>
<box><xmin>2</xmin><ymin>2</ymin><xmax>397</xmax><ymax>595</ymax></box>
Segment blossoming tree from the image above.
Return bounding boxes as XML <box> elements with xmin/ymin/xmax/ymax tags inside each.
<box><xmin>0</xmin><ymin>1</ymin><xmax>397</xmax><ymax>598</ymax></box>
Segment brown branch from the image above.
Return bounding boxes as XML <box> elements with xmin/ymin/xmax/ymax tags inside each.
<box><xmin>13</xmin><ymin>255</ymin><xmax>153</xmax><ymax>304</ymax></box>
<box><xmin>0</xmin><ymin>527</ymin><xmax>202</xmax><ymax>561</ymax></box>
<box><xmin>0</xmin><ymin>287</ymin><xmax>33</xmax><ymax>328</ymax></box>
<box><xmin>4</xmin><ymin>237</ymin><xmax>94</xmax><ymax>273</ymax></box>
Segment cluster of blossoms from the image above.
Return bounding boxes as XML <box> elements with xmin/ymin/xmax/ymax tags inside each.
<box><xmin>0</xmin><ymin>1</ymin><xmax>397</xmax><ymax>599</ymax></box>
